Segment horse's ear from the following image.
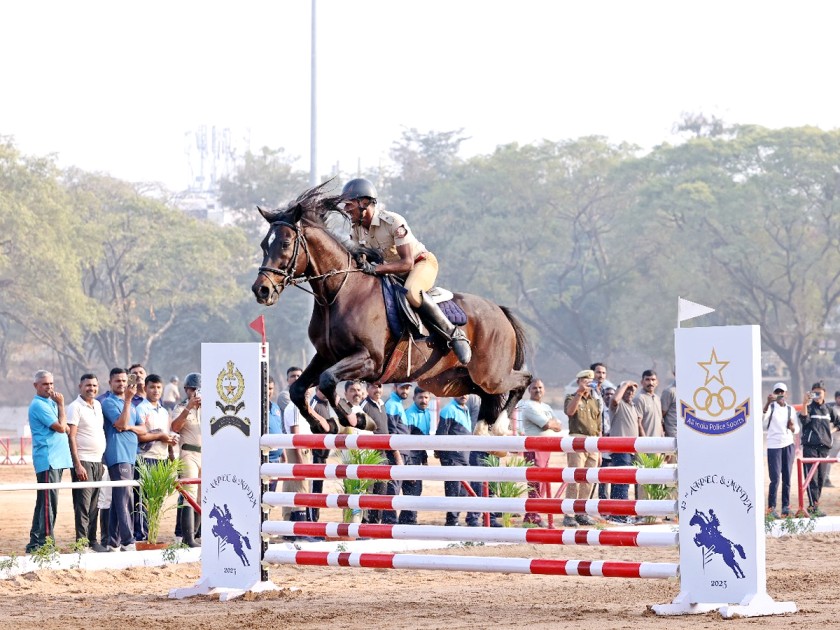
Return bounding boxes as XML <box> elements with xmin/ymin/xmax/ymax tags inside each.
<box><xmin>257</xmin><ymin>206</ymin><xmax>275</xmax><ymax>223</ymax></box>
<box><xmin>290</xmin><ymin>203</ymin><xmax>304</xmax><ymax>223</ymax></box>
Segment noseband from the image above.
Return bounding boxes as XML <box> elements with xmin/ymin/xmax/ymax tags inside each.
<box><xmin>258</xmin><ymin>220</ymin><xmax>356</xmax><ymax>307</ymax></box>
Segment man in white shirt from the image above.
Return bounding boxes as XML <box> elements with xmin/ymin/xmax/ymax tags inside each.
<box><xmin>66</xmin><ymin>373</ymin><xmax>108</xmax><ymax>552</ymax></box>
<box><xmin>762</xmin><ymin>382</ymin><xmax>799</xmax><ymax>517</ymax></box>
<box><xmin>135</xmin><ymin>374</ymin><xmax>178</xmax><ymax>541</ymax></box>
<box><xmin>516</xmin><ymin>379</ymin><xmax>562</xmax><ymax>526</ymax></box>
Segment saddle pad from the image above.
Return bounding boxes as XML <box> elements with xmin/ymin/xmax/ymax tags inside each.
<box><xmin>380</xmin><ymin>276</ymin><xmax>467</xmax><ymax>335</ymax></box>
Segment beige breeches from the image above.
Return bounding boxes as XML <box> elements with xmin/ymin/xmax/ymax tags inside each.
<box><xmin>404</xmin><ymin>252</ymin><xmax>438</xmax><ymax>307</ymax></box>
<box><xmin>179</xmin><ymin>451</ymin><xmax>202</xmax><ymax>501</ymax></box>
<box><xmin>281</xmin><ymin>446</ymin><xmax>312</xmax><ymax>520</ymax></box>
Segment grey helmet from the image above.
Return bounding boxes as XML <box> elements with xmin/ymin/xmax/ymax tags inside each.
<box><xmin>341</xmin><ymin>178</ymin><xmax>377</xmax><ymax>202</ymax></box>
<box><xmin>183</xmin><ymin>372</ymin><xmax>201</xmax><ymax>389</ymax></box>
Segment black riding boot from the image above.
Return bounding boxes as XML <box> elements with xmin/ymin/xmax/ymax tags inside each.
<box><xmin>417</xmin><ymin>291</ymin><xmax>472</xmax><ymax>364</ymax></box>
<box><xmin>180</xmin><ymin>506</ymin><xmax>200</xmax><ymax>548</ymax></box>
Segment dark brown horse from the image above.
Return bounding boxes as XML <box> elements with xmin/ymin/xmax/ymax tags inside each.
<box><xmin>251</xmin><ymin>184</ymin><xmax>531</xmax><ymax>432</ymax></box>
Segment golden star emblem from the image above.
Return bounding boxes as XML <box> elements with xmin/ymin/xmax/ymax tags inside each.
<box><xmin>697</xmin><ymin>348</ymin><xmax>729</xmax><ymax>386</ymax></box>
<box><xmin>224</xmin><ymin>384</ymin><xmax>236</xmax><ymax>396</ymax></box>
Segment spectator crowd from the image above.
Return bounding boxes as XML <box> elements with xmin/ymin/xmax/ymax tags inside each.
<box><xmin>24</xmin><ymin>360</ymin><xmax>837</xmax><ymax>553</ymax></box>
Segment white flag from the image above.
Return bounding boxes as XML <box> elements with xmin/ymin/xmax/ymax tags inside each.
<box><xmin>678</xmin><ymin>297</ymin><xmax>715</xmax><ymax>324</ymax></box>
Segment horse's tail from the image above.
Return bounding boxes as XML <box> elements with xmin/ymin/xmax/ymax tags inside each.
<box><xmin>499</xmin><ymin>306</ymin><xmax>528</xmax><ymax>370</ymax></box>
<box><xmin>243</xmin><ymin>535</ymin><xmax>251</xmax><ymax>550</ymax></box>
<box><xmin>734</xmin><ymin>542</ymin><xmax>746</xmax><ymax>559</ymax></box>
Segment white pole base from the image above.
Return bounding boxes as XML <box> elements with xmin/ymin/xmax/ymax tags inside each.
<box><xmin>651</xmin><ymin>591</ymin><xmax>797</xmax><ymax>618</ymax></box>
<box><xmin>169</xmin><ymin>577</ymin><xmax>283</xmax><ymax>602</ymax></box>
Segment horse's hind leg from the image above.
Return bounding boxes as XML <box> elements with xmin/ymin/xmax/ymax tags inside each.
<box><xmin>479</xmin><ymin>370</ymin><xmax>531</xmax><ymax>429</ymax></box>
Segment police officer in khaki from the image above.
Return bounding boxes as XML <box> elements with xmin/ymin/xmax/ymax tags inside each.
<box><xmin>342</xmin><ymin>178</ymin><xmax>471</xmax><ymax>364</ymax></box>
<box><xmin>171</xmin><ymin>372</ymin><xmax>202</xmax><ymax>547</ymax></box>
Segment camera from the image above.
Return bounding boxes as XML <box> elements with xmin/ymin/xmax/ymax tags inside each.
<box><xmin>127</xmin><ymin>373</ymin><xmax>138</xmax><ymax>387</ymax></box>
<box><xmin>809</xmin><ymin>391</ymin><xmax>818</xmax><ymax>400</ymax></box>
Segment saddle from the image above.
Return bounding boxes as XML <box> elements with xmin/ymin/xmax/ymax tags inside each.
<box><xmin>380</xmin><ymin>275</ymin><xmax>467</xmax><ymax>338</ymax></box>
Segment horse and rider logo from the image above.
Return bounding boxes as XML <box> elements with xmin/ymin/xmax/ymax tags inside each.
<box><xmin>209</xmin><ymin>503</ymin><xmax>252</xmax><ymax>566</ymax></box>
<box><xmin>690</xmin><ymin>508</ymin><xmax>746</xmax><ymax>579</ymax></box>
<box><xmin>680</xmin><ymin>348</ymin><xmax>750</xmax><ymax>435</ymax></box>
<box><xmin>210</xmin><ymin>360</ymin><xmax>251</xmax><ymax>436</ymax></box>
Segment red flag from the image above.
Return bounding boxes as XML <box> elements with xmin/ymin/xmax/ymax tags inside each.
<box><xmin>248</xmin><ymin>315</ymin><xmax>267</xmax><ymax>344</ymax></box>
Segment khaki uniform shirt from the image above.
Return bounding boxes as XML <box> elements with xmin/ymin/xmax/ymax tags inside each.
<box><xmin>173</xmin><ymin>403</ymin><xmax>202</xmax><ymax>452</ymax></box>
<box><xmin>564</xmin><ymin>392</ymin><xmax>601</xmax><ymax>436</ymax></box>
<box><xmin>350</xmin><ymin>207</ymin><xmax>427</xmax><ymax>265</ymax></box>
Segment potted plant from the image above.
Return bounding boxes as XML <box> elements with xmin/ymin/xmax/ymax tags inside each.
<box><xmin>483</xmin><ymin>453</ymin><xmax>531</xmax><ymax>527</ymax></box>
<box><xmin>336</xmin><ymin>448</ymin><xmax>386</xmax><ymax>524</ymax></box>
<box><xmin>635</xmin><ymin>453</ymin><xmax>673</xmax><ymax>524</ymax></box>
<box><xmin>136</xmin><ymin>458</ymin><xmax>184</xmax><ymax>549</ymax></box>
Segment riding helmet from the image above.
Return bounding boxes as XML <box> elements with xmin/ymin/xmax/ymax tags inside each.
<box><xmin>341</xmin><ymin>178</ymin><xmax>377</xmax><ymax>202</ymax></box>
<box><xmin>184</xmin><ymin>372</ymin><xmax>202</xmax><ymax>390</ymax></box>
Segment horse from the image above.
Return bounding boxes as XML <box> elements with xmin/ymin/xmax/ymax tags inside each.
<box><xmin>689</xmin><ymin>509</ymin><xmax>746</xmax><ymax>579</ymax></box>
<box><xmin>209</xmin><ymin>503</ymin><xmax>252</xmax><ymax>567</ymax></box>
<box><xmin>251</xmin><ymin>183</ymin><xmax>531</xmax><ymax>433</ymax></box>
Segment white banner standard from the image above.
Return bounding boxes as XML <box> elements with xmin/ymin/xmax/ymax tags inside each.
<box><xmin>171</xmin><ymin>342</ymin><xmax>277</xmax><ymax>601</ymax></box>
<box><xmin>654</xmin><ymin>325</ymin><xmax>795</xmax><ymax>617</ymax></box>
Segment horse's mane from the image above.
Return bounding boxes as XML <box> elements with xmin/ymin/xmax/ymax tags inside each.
<box><xmin>267</xmin><ymin>181</ymin><xmax>384</xmax><ymax>265</ymax></box>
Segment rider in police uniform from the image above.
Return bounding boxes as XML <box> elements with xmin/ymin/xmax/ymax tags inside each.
<box><xmin>342</xmin><ymin>178</ymin><xmax>471</xmax><ymax>365</ymax></box>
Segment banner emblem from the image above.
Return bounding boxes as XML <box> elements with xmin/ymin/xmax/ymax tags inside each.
<box><xmin>210</xmin><ymin>360</ymin><xmax>251</xmax><ymax>436</ymax></box>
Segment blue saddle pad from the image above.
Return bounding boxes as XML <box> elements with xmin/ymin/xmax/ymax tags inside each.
<box><xmin>380</xmin><ymin>277</ymin><xmax>467</xmax><ymax>336</ymax></box>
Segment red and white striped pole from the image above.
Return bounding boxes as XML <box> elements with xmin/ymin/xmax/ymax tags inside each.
<box><xmin>264</xmin><ymin>549</ymin><xmax>680</xmax><ymax>579</ymax></box>
<box><xmin>260</xmin><ymin>463</ymin><xmax>677</xmax><ymax>485</ymax></box>
<box><xmin>261</xmin><ymin>434</ymin><xmax>676</xmax><ymax>454</ymax></box>
<box><xmin>263</xmin><ymin>492</ymin><xmax>677</xmax><ymax>517</ymax></box>
<box><xmin>262</xmin><ymin>521</ymin><xmax>678</xmax><ymax>547</ymax></box>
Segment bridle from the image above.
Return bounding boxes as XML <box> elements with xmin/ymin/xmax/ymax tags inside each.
<box><xmin>257</xmin><ymin>220</ymin><xmax>357</xmax><ymax>307</ymax></box>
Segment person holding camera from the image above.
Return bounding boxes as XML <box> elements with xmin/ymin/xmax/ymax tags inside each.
<box><xmin>171</xmin><ymin>372</ymin><xmax>202</xmax><ymax>547</ymax></box>
<box><xmin>798</xmin><ymin>382</ymin><xmax>840</xmax><ymax>517</ymax></box>
<box><xmin>102</xmin><ymin>367</ymin><xmax>146</xmax><ymax>551</ymax></box>
<box><xmin>762</xmin><ymin>383</ymin><xmax>798</xmax><ymax>518</ymax></box>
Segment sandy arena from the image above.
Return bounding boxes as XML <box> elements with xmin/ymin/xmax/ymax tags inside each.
<box><xmin>1</xmin><ymin>459</ymin><xmax>837</xmax><ymax>629</ymax></box>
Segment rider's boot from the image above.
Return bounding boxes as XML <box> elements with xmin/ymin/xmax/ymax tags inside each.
<box><xmin>180</xmin><ymin>505</ymin><xmax>200</xmax><ymax>548</ymax></box>
<box><xmin>417</xmin><ymin>291</ymin><xmax>472</xmax><ymax>365</ymax></box>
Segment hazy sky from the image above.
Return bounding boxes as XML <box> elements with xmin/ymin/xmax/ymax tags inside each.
<box><xmin>3</xmin><ymin>0</ymin><xmax>839</xmax><ymax>191</ymax></box>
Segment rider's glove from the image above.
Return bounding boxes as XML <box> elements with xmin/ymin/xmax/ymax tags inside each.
<box><xmin>359</xmin><ymin>261</ymin><xmax>379</xmax><ymax>276</ymax></box>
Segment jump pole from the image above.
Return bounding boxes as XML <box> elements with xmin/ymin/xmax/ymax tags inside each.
<box><xmin>172</xmin><ymin>332</ymin><xmax>797</xmax><ymax>617</ymax></box>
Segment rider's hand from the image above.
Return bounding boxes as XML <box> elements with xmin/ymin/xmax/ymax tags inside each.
<box><xmin>359</xmin><ymin>261</ymin><xmax>378</xmax><ymax>276</ymax></box>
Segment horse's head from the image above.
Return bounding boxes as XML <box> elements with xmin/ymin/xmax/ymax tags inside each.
<box><xmin>252</xmin><ymin>204</ymin><xmax>307</xmax><ymax>305</ymax></box>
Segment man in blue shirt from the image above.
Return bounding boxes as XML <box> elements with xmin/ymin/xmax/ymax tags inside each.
<box><xmin>383</xmin><ymin>383</ymin><xmax>412</xmax><ymax>524</ymax></box>
<box><xmin>101</xmin><ymin>367</ymin><xmax>146</xmax><ymax>551</ymax></box>
<box><xmin>26</xmin><ymin>370</ymin><xmax>72</xmax><ymax>553</ymax></box>
<box><xmin>403</xmin><ymin>387</ymin><xmax>434</xmax><ymax>522</ymax></box>
<box><xmin>436</xmin><ymin>395</ymin><xmax>472</xmax><ymax>526</ymax></box>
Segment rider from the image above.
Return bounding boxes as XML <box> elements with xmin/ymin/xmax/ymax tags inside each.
<box><xmin>342</xmin><ymin>178</ymin><xmax>471</xmax><ymax>365</ymax></box>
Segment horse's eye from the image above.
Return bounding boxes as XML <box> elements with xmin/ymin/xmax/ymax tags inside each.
<box><xmin>280</xmin><ymin>240</ymin><xmax>292</xmax><ymax>250</ymax></box>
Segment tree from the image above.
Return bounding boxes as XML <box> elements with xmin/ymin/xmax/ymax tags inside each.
<box><xmin>640</xmin><ymin>125</ymin><xmax>840</xmax><ymax>393</ymax></box>
<box><xmin>218</xmin><ymin>147</ymin><xmax>309</xmax><ymax>239</ymax></box>
<box><xmin>0</xmin><ymin>139</ymin><xmax>104</xmax><ymax>388</ymax></box>
<box><xmin>64</xmin><ymin>169</ymin><xmax>249</xmax><ymax>372</ymax></box>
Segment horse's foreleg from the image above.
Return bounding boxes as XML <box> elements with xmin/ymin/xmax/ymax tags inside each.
<box><xmin>290</xmin><ymin>353</ymin><xmax>336</xmax><ymax>433</ymax></box>
<box><xmin>318</xmin><ymin>350</ymin><xmax>377</xmax><ymax>428</ymax></box>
